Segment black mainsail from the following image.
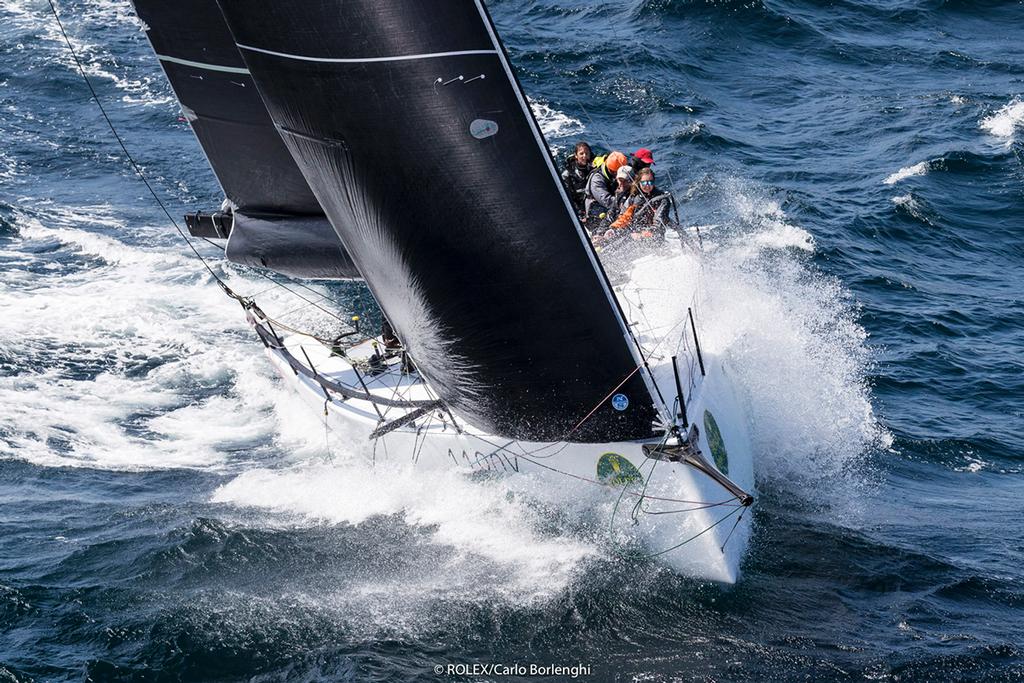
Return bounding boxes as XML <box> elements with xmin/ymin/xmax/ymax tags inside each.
<box><xmin>132</xmin><ymin>0</ymin><xmax>360</xmax><ymax>280</ymax></box>
<box><xmin>215</xmin><ymin>0</ymin><xmax>662</xmax><ymax>442</ymax></box>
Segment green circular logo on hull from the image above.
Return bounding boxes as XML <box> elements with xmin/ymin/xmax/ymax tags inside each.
<box><xmin>596</xmin><ymin>452</ymin><xmax>642</xmax><ymax>487</ymax></box>
<box><xmin>703</xmin><ymin>410</ymin><xmax>729</xmax><ymax>474</ymax></box>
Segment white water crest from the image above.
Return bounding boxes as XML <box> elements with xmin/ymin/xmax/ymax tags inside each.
<box><xmin>721</xmin><ymin>187</ymin><xmax>816</xmax><ymax>257</ymax></box>
<box><xmin>622</xmin><ymin>181</ymin><xmax>886</xmax><ymax>511</ymax></box>
<box><xmin>3</xmin><ymin>0</ymin><xmax>173</xmax><ymax>107</ymax></box>
<box><xmin>0</xmin><ymin>205</ymin><xmax>330</xmax><ymax>471</ymax></box>
<box><xmin>212</xmin><ymin>461</ymin><xmax>598</xmax><ymax>606</ymax></box>
<box><xmin>529</xmin><ymin>98</ymin><xmax>585</xmax><ymax>139</ymax></box>
<box><xmin>884</xmin><ymin>160</ymin><xmax>929</xmax><ymax>185</ymax></box>
<box><xmin>980</xmin><ymin>96</ymin><xmax>1024</xmax><ymax>141</ymax></box>
<box><xmin>707</xmin><ymin>193</ymin><xmax>886</xmax><ymax>496</ymax></box>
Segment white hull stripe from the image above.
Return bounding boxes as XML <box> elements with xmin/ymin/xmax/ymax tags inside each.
<box><xmin>156</xmin><ymin>54</ymin><xmax>250</xmax><ymax>75</ymax></box>
<box><xmin>236</xmin><ymin>43</ymin><xmax>498</xmax><ymax>64</ymax></box>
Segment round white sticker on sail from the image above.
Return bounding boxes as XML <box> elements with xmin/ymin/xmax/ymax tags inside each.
<box><xmin>470</xmin><ymin>118</ymin><xmax>498</xmax><ymax>139</ymax></box>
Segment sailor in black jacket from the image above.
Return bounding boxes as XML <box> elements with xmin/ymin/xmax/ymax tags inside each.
<box><xmin>560</xmin><ymin>141</ymin><xmax>593</xmax><ymax>219</ymax></box>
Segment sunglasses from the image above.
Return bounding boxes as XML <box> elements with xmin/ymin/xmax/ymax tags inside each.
<box><xmin>640</xmin><ymin>180</ymin><xmax>654</xmax><ymax>186</ymax></box>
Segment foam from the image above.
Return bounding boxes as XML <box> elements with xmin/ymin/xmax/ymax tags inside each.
<box><xmin>708</xmin><ymin>195</ymin><xmax>886</xmax><ymax>495</ymax></box>
<box><xmin>0</xmin><ymin>207</ymin><xmax>289</xmax><ymax>471</ymax></box>
<box><xmin>6</xmin><ymin>199</ymin><xmax>600</xmax><ymax>587</ymax></box>
<box><xmin>529</xmin><ymin>98</ymin><xmax>585</xmax><ymax>140</ymax></box>
<box><xmin>0</xmin><ymin>152</ymin><xmax>19</xmax><ymax>183</ymax></box>
<box><xmin>620</xmin><ymin>182</ymin><xmax>886</xmax><ymax>514</ymax></box>
<box><xmin>212</xmin><ymin>461</ymin><xmax>597</xmax><ymax>603</ymax></box>
<box><xmin>884</xmin><ymin>161</ymin><xmax>929</xmax><ymax>185</ymax></box>
<box><xmin>18</xmin><ymin>214</ymin><xmax>184</xmax><ymax>269</ymax></box>
<box><xmin>891</xmin><ymin>192</ymin><xmax>933</xmax><ymax>225</ymax></box>
<box><xmin>681</xmin><ymin>121</ymin><xmax>705</xmax><ymax>135</ymax></box>
<box><xmin>2</xmin><ymin>0</ymin><xmax>173</xmax><ymax>107</ymax></box>
<box><xmin>980</xmin><ymin>97</ymin><xmax>1024</xmax><ymax>141</ymax></box>
<box><xmin>723</xmin><ymin>188</ymin><xmax>815</xmax><ymax>257</ymax></box>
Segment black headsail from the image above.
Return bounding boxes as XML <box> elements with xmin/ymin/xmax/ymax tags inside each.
<box><xmin>131</xmin><ymin>0</ymin><xmax>360</xmax><ymax>279</ymax></box>
<box><xmin>215</xmin><ymin>0</ymin><xmax>663</xmax><ymax>442</ymax></box>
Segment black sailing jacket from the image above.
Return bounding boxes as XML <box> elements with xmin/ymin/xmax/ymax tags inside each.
<box><xmin>561</xmin><ymin>155</ymin><xmax>590</xmax><ymax>218</ymax></box>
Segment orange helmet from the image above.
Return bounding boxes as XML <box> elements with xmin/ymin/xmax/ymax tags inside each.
<box><xmin>605</xmin><ymin>151</ymin><xmax>628</xmax><ymax>174</ymax></box>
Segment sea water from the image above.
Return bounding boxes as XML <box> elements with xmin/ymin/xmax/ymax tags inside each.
<box><xmin>1</xmin><ymin>0</ymin><xmax>1021</xmax><ymax>680</ymax></box>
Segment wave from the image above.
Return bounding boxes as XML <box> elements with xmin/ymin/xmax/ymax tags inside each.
<box><xmin>891</xmin><ymin>192</ymin><xmax>936</xmax><ymax>226</ymax></box>
<box><xmin>883</xmin><ymin>150</ymin><xmax>1005</xmax><ymax>189</ymax></box>
<box><xmin>672</xmin><ymin>120</ymin><xmax>749</xmax><ymax>151</ymax></box>
<box><xmin>636</xmin><ymin>0</ymin><xmax>819</xmax><ymax>40</ymax></box>
<box><xmin>0</xmin><ymin>205</ymin><xmax>343</xmax><ymax>472</ymax></box>
<box><xmin>528</xmin><ymin>98</ymin><xmax>584</xmax><ymax>140</ymax></box>
<box><xmin>980</xmin><ymin>96</ymin><xmax>1024</xmax><ymax>142</ymax></box>
<box><xmin>691</xmin><ymin>182</ymin><xmax>886</xmax><ymax>499</ymax></box>
<box><xmin>884</xmin><ymin>161</ymin><xmax>929</xmax><ymax>185</ymax></box>
<box><xmin>927</xmin><ymin>0</ymin><xmax>1023</xmax><ymax>12</ymax></box>
<box><xmin>1</xmin><ymin>0</ymin><xmax>174</xmax><ymax>108</ymax></box>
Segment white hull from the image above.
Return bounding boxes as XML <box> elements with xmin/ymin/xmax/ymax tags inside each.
<box><xmin>249</xmin><ymin>293</ymin><xmax>756</xmax><ymax>583</ymax></box>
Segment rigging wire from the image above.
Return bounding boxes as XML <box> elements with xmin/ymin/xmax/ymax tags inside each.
<box><xmin>198</xmin><ymin>231</ymin><xmax>357</xmax><ymax>331</ymax></box>
<box><xmin>644</xmin><ymin>505</ymin><xmax>744</xmax><ymax>559</ymax></box>
<box><xmin>247</xmin><ymin>268</ymin><xmax>356</xmax><ymax>327</ymax></box>
<box><xmin>46</xmin><ymin>0</ymin><xmax>243</xmax><ymax>303</ymax></box>
<box><xmin>718</xmin><ymin>505</ymin><xmax>747</xmax><ymax>553</ymax></box>
<box><xmin>469</xmin><ymin>430</ymin><xmax>741</xmax><ymax>507</ymax></box>
<box><xmin>49</xmin><ymin>0</ymin><xmax>363</xmax><ymax>342</ymax></box>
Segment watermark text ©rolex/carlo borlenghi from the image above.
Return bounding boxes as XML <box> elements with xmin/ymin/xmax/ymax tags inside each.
<box><xmin>433</xmin><ymin>662</ymin><xmax>592</xmax><ymax>678</ymax></box>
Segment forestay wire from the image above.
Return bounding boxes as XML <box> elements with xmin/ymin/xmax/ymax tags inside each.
<box><xmin>46</xmin><ymin>0</ymin><xmax>357</xmax><ymax>337</ymax></box>
<box><xmin>45</xmin><ymin>0</ymin><xmax>242</xmax><ymax>300</ymax></box>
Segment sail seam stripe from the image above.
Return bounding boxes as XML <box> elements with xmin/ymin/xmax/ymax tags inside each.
<box><xmin>156</xmin><ymin>54</ymin><xmax>250</xmax><ymax>74</ymax></box>
<box><xmin>235</xmin><ymin>44</ymin><xmax>498</xmax><ymax>63</ymax></box>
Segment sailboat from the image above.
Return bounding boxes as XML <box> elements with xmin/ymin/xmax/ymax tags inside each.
<box><xmin>134</xmin><ymin>0</ymin><xmax>756</xmax><ymax>582</ymax></box>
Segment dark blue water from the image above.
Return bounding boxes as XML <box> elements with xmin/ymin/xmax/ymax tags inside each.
<box><xmin>2</xmin><ymin>0</ymin><xmax>1022</xmax><ymax>680</ymax></box>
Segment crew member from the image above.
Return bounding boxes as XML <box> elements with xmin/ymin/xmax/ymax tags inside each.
<box><xmin>560</xmin><ymin>141</ymin><xmax>593</xmax><ymax>218</ymax></box>
<box><xmin>613</xmin><ymin>165</ymin><xmax>636</xmax><ymax>216</ymax></box>
<box><xmin>609</xmin><ymin>167</ymin><xmax>673</xmax><ymax>239</ymax></box>
<box><xmin>629</xmin><ymin>148</ymin><xmax>655</xmax><ymax>173</ymax></box>
<box><xmin>584</xmin><ymin>150</ymin><xmax>628</xmax><ymax>226</ymax></box>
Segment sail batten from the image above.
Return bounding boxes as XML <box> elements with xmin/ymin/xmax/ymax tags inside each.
<box><xmin>156</xmin><ymin>54</ymin><xmax>250</xmax><ymax>75</ymax></box>
<box><xmin>215</xmin><ymin>0</ymin><xmax>660</xmax><ymax>441</ymax></box>
<box><xmin>236</xmin><ymin>44</ymin><xmax>499</xmax><ymax>64</ymax></box>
